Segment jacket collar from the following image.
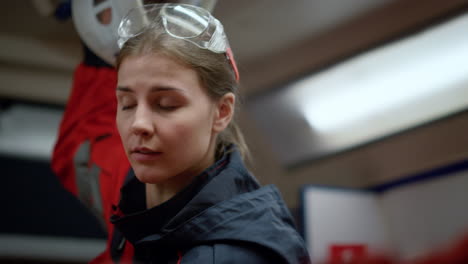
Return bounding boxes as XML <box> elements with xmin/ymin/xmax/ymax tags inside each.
<box><xmin>111</xmin><ymin>148</ymin><xmax>259</xmax><ymax>245</ymax></box>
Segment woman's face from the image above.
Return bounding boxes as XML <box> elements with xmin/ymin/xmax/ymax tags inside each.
<box><xmin>116</xmin><ymin>53</ymin><xmax>222</xmax><ymax>184</ymax></box>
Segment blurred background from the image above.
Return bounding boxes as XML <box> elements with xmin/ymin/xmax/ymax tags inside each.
<box><xmin>1</xmin><ymin>0</ymin><xmax>468</xmax><ymax>263</ymax></box>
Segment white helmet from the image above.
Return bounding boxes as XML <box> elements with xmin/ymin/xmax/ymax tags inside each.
<box><xmin>72</xmin><ymin>0</ymin><xmax>218</xmax><ymax>66</ymax></box>
<box><xmin>72</xmin><ymin>0</ymin><xmax>142</xmax><ymax>65</ymax></box>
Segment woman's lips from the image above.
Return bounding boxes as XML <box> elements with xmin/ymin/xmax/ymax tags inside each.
<box><xmin>131</xmin><ymin>149</ymin><xmax>162</xmax><ymax>162</ymax></box>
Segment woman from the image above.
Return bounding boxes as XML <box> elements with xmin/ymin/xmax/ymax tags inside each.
<box><xmin>110</xmin><ymin>3</ymin><xmax>310</xmax><ymax>263</ymax></box>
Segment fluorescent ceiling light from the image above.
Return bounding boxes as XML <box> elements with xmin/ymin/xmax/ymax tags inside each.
<box><xmin>293</xmin><ymin>13</ymin><xmax>468</xmax><ymax>134</ymax></box>
<box><xmin>248</xmin><ymin>13</ymin><xmax>468</xmax><ymax>166</ymax></box>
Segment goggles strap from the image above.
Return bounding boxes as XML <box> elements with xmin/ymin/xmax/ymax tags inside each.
<box><xmin>226</xmin><ymin>47</ymin><xmax>240</xmax><ymax>82</ymax></box>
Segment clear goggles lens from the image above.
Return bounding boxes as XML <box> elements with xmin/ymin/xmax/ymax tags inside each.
<box><xmin>117</xmin><ymin>4</ymin><xmax>228</xmax><ymax>53</ymax></box>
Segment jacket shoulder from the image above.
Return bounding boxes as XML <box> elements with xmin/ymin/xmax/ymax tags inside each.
<box><xmin>181</xmin><ymin>243</ymin><xmax>278</xmax><ymax>264</ymax></box>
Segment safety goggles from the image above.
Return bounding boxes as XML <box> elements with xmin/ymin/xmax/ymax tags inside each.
<box><xmin>117</xmin><ymin>3</ymin><xmax>239</xmax><ymax>80</ymax></box>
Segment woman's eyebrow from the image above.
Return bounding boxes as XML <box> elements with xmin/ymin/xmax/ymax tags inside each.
<box><xmin>150</xmin><ymin>86</ymin><xmax>186</xmax><ymax>94</ymax></box>
<box><xmin>116</xmin><ymin>86</ymin><xmax>186</xmax><ymax>94</ymax></box>
<box><xmin>116</xmin><ymin>86</ymin><xmax>133</xmax><ymax>92</ymax></box>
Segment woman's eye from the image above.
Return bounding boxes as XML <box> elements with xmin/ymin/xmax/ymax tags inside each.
<box><xmin>158</xmin><ymin>104</ymin><xmax>179</xmax><ymax>111</ymax></box>
<box><xmin>121</xmin><ymin>104</ymin><xmax>135</xmax><ymax>110</ymax></box>
<box><xmin>157</xmin><ymin>97</ymin><xmax>181</xmax><ymax>111</ymax></box>
<box><xmin>117</xmin><ymin>95</ymin><xmax>136</xmax><ymax>111</ymax></box>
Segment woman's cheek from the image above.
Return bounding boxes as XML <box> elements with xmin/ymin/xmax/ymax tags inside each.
<box><xmin>168</xmin><ymin>122</ymin><xmax>188</xmax><ymax>139</ymax></box>
<box><xmin>117</xmin><ymin>118</ymin><xmax>131</xmax><ymax>148</ymax></box>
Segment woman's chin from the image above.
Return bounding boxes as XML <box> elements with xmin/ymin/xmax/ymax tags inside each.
<box><xmin>133</xmin><ymin>168</ymin><xmax>167</xmax><ymax>184</ymax></box>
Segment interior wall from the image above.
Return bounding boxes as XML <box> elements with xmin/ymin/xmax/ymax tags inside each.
<box><xmin>238</xmin><ymin>0</ymin><xmax>468</xmax><ymax>209</ymax></box>
<box><xmin>380</xmin><ymin>166</ymin><xmax>468</xmax><ymax>259</ymax></box>
<box><xmin>242</xmin><ymin>109</ymin><xmax>468</xmax><ymax>209</ymax></box>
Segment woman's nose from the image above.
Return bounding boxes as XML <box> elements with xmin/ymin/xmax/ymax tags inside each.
<box><xmin>131</xmin><ymin>105</ymin><xmax>154</xmax><ymax>136</ymax></box>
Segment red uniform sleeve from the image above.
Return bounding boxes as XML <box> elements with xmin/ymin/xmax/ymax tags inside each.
<box><xmin>51</xmin><ymin>63</ymin><xmax>130</xmax><ymax>232</ymax></box>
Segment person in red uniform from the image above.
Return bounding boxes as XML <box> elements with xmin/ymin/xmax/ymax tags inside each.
<box><xmin>52</xmin><ymin>1</ymin><xmax>132</xmax><ymax>262</ymax></box>
<box><xmin>51</xmin><ymin>45</ymin><xmax>133</xmax><ymax>262</ymax></box>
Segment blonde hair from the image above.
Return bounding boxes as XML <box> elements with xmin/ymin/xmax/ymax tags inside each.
<box><xmin>116</xmin><ymin>27</ymin><xmax>250</xmax><ymax>161</ymax></box>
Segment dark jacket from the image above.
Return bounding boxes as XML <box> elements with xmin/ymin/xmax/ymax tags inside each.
<box><xmin>110</xmin><ymin>149</ymin><xmax>311</xmax><ymax>263</ymax></box>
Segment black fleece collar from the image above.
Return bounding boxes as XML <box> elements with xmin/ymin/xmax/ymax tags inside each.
<box><xmin>110</xmin><ymin>149</ymin><xmax>231</xmax><ymax>245</ymax></box>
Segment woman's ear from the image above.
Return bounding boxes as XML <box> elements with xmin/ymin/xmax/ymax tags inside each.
<box><xmin>213</xmin><ymin>93</ymin><xmax>235</xmax><ymax>133</ymax></box>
